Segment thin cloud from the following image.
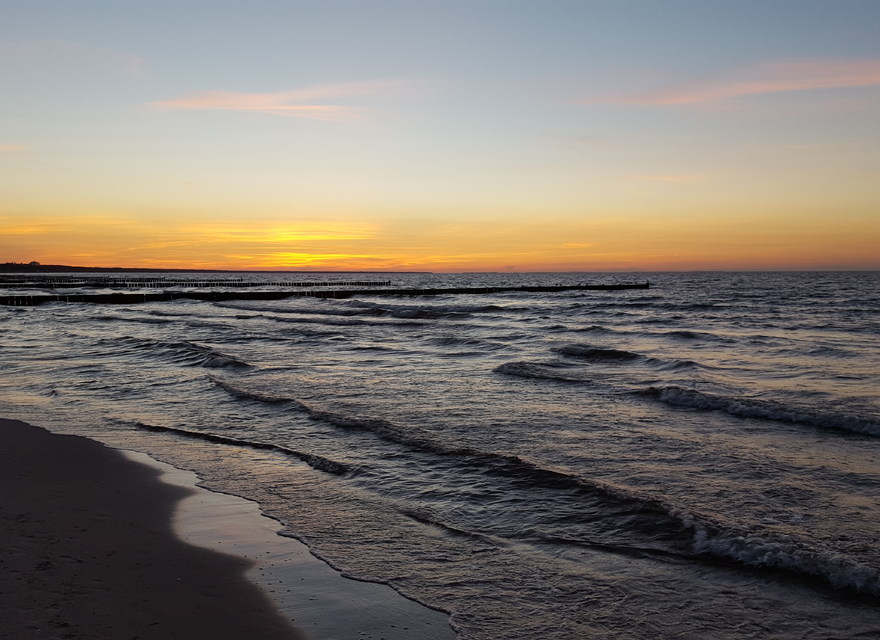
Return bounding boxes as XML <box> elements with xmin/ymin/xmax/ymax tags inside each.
<box><xmin>562</xmin><ymin>243</ymin><xmax>596</xmax><ymax>249</ymax></box>
<box><xmin>151</xmin><ymin>81</ymin><xmax>401</xmax><ymax>123</ymax></box>
<box><xmin>180</xmin><ymin>223</ymin><xmax>376</xmax><ymax>242</ymax></box>
<box><xmin>597</xmin><ymin>59</ymin><xmax>880</xmax><ymax>106</ymax></box>
<box><xmin>0</xmin><ymin>220</ymin><xmax>53</xmax><ymax>235</ymax></box>
<box><xmin>0</xmin><ymin>144</ymin><xmax>27</xmax><ymax>151</ymax></box>
<box><xmin>626</xmin><ymin>174</ymin><xmax>713</xmax><ymax>183</ymax></box>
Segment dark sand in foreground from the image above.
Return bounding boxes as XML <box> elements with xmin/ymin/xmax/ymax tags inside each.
<box><xmin>0</xmin><ymin>418</ymin><xmax>306</xmax><ymax>639</ymax></box>
<box><xmin>0</xmin><ymin>418</ymin><xmax>458</xmax><ymax>640</ymax></box>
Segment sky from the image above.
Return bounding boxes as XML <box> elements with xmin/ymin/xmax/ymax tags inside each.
<box><xmin>1</xmin><ymin>0</ymin><xmax>879</xmax><ymax>272</ymax></box>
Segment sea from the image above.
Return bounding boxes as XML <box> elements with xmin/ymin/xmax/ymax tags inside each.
<box><xmin>1</xmin><ymin>270</ymin><xmax>878</xmax><ymax>640</ymax></box>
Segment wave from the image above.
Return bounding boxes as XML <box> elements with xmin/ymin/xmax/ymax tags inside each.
<box><xmin>91</xmin><ymin>314</ymin><xmax>175</xmax><ymax>325</ymax></box>
<box><xmin>639</xmin><ymin>386</ymin><xmax>880</xmax><ymax>436</ymax></box>
<box><xmin>401</xmin><ymin>508</ymin><xmax>501</xmax><ymax>545</ymax></box>
<box><xmin>655</xmin><ymin>329</ymin><xmax>741</xmax><ymax>345</ymax></box>
<box><xmin>216</xmin><ymin>300</ymin><xmax>387</xmax><ymax>319</ymax></box>
<box><xmin>691</xmin><ymin>526</ymin><xmax>880</xmax><ymax>595</ymax></box>
<box><xmin>146</xmin><ymin>309</ymin><xmax>200</xmax><ymax>318</ymax></box>
<box><xmin>493</xmin><ymin>361</ymin><xmax>587</xmax><ymax>383</ymax></box>
<box><xmin>343</xmin><ymin>300</ymin><xmax>507</xmax><ymax>320</ymax></box>
<box><xmin>495</xmin><ymin>465</ymin><xmax>880</xmax><ymax>596</ymax></box>
<box><xmin>216</xmin><ymin>298</ymin><xmax>510</xmax><ymax>321</ymax></box>
<box><xmin>193</xmin><ymin>378</ymin><xmax>880</xmax><ymax>595</ymax></box>
<box><xmin>570</xmin><ymin>325</ymin><xmax>627</xmax><ymax>334</ymax></box>
<box><xmin>663</xmin><ymin>330</ymin><xmax>711</xmax><ymax>340</ymax></box>
<box><xmin>208</xmin><ymin>381</ymin><xmax>657</xmax><ymax>506</ymax></box>
<box><xmin>452</xmin><ymin>455</ymin><xmax>880</xmax><ymax>595</ymax></box>
<box><xmin>218</xmin><ymin>307</ymin><xmax>429</xmax><ymax>329</ymax></box>
<box><xmin>426</xmin><ymin>335</ymin><xmax>507</xmax><ymax>356</ymax></box>
<box><xmin>553</xmin><ymin>344</ymin><xmax>700</xmax><ymax>372</ymax></box>
<box><xmin>212</xmin><ymin>382</ymin><xmax>704</xmax><ymax>548</ymax></box>
<box><xmin>210</xmin><ymin>378</ymin><xmax>293</xmax><ymax>404</ymax></box>
<box><xmin>563</xmin><ymin>325</ymin><xmax>731</xmax><ymax>346</ymax></box>
<box><xmin>571</xmin><ymin>300</ymin><xmax>658</xmax><ymax>309</ymax></box>
<box><xmin>428</xmin><ymin>335</ymin><xmax>494</xmax><ymax>347</ymax></box>
<box><xmin>131</xmin><ymin>421</ymin><xmax>351</xmax><ymax>475</ymax></box>
<box><xmin>796</xmin><ymin>345</ymin><xmax>858</xmax><ymax>358</ymax></box>
<box><xmin>209</xmin><ymin>377</ymin><xmax>439</xmax><ymax>449</ymax></box>
<box><xmin>99</xmin><ymin>336</ymin><xmax>252</xmax><ymax>369</ymax></box>
<box><xmin>553</xmin><ymin>345</ymin><xmax>640</xmax><ymax>360</ymax></box>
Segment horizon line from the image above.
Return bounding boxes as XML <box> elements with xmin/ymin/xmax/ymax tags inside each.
<box><xmin>2</xmin><ymin>262</ymin><xmax>878</xmax><ymax>274</ymax></box>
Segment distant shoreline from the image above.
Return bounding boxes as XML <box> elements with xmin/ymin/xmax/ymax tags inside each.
<box><xmin>0</xmin><ymin>263</ymin><xmax>430</xmax><ymax>274</ymax></box>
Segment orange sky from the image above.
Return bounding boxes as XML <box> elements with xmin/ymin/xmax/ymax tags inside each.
<box><xmin>3</xmin><ymin>206</ymin><xmax>876</xmax><ymax>272</ymax></box>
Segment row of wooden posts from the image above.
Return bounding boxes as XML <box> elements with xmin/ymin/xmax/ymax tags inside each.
<box><xmin>0</xmin><ymin>282</ymin><xmax>649</xmax><ymax>306</ymax></box>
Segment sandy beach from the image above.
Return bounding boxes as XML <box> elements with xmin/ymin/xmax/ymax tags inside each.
<box><xmin>0</xmin><ymin>418</ymin><xmax>456</xmax><ymax>640</ymax></box>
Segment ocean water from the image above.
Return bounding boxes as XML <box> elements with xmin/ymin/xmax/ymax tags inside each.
<box><xmin>1</xmin><ymin>270</ymin><xmax>879</xmax><ymax>639</ymax></box>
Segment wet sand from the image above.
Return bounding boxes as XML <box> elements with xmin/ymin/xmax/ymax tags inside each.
<box><xmin>0</xmin><ymin>418</ymin><xmax>456</xmax><ymax>640</ymax></box>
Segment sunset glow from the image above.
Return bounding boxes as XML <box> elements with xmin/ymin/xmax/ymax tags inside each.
<box><xmin>2</xmin><ymin>2</ymin><xmax>878</xmax><ymax>271</ymax></box>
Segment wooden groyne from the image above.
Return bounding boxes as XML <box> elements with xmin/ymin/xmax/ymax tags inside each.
<box><xmin>0</xmin><ymin>282</ymin><xmax>649</xmax><ymax>306</ymax></box>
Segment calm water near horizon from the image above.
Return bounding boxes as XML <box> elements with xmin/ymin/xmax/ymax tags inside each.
<box><xmin>1</xmin><ymin>270</ymin><xmax>879</xmax><ymax>639</ymax></box>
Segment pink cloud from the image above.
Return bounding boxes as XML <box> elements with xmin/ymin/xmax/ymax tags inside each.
<box><xmin>598</xmin><ymin>59</ymin><xmax>880</xmax><ymax>106</ymax></box>
<box><xmin>151</xmin><ymin>81</ymin><xmax>401</xmax><ymax>123</ymax></box>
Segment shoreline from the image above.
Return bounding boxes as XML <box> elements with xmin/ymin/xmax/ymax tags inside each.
<box><xmin>0</xmin><ymin>418</ymin><xmax>456</xmax><ymax>640</ymax></box>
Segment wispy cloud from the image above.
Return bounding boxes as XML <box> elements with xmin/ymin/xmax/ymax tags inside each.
<box><xmin>0</xmin><ymin>218</ymin><xmax>54</xmax><ymax>235</ymax></box>
<box><xmin>0</xmin><ymin>144</ymin><xmax>27</xmax><ymax>151</ymax></box>
<box><xmin>562</xmin><ymin>242</ymin><xmax>596</xmax><ymax>249</ymax></box>
<box><xmin>123</xmin><ymin>222</ymin><xmax>377</xmax><ymax>253</ymax></box>
<box><xmin>625</xmin><ymin>174</ymin><xmax>713</xmax><ymax>183</ymax></box>
<box><xmin>151</xmin><ymin>81</ymin><xmax>401</xmax><ymax>123</ymax></box>
<box><xmin>183</xmin><ymin>223</ymin><xmax>375</xmax><ymax>243</ymax></box>
<box><xmin>596</xmin><ymin>59</ymin><xmax>880</xmax><ymax>106</ymax></box>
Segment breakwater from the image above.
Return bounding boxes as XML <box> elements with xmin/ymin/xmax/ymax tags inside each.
<box><xmin>0</xmin><ymin>282</ymin><xmax>649</xmax><ymax>306</ymax></box>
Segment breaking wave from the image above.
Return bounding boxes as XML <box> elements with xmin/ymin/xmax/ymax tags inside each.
<box><xmin>639</xmin><ymin>386</ymin><xmax>880</xmax><ymax>436</ymax></box>
<box><xmin>691</xmin><ymin>526</ymin><xmax>880</xmax><ymax>595</ymax></box>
